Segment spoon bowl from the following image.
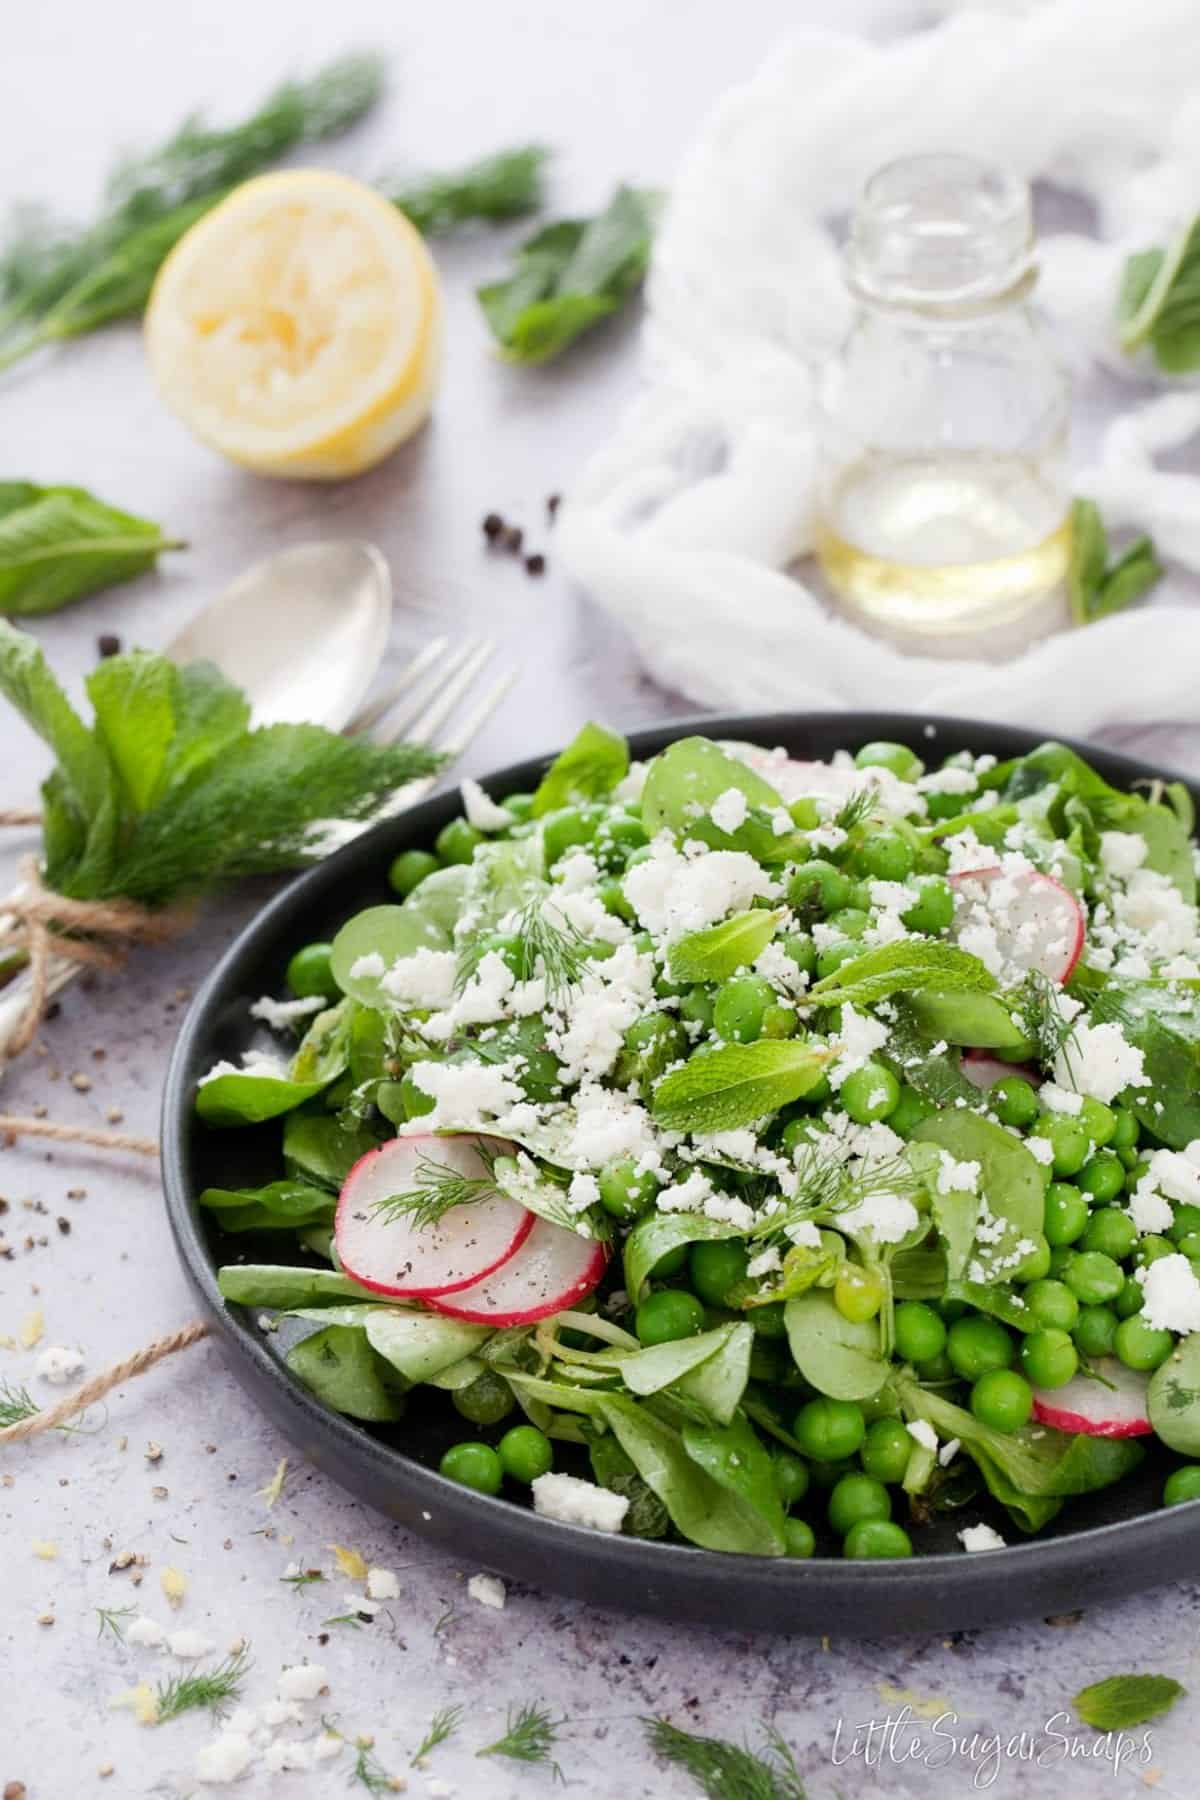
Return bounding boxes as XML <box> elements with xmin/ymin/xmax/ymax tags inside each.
<box><xmin>165</xmin><ymin>540</ymin><xmax>392</xmax><ymax>731</ymax></box>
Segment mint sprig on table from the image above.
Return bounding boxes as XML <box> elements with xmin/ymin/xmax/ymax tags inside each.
<box><xmin>1118</xmin><ymin>216</ymin><xmax>1200</xmax><ymax>373</ymax></box>
<box><xmin>0</xmin><ymin>481</ymin><xmax>182</xmax><ymax>615</ymax></box>
<box><xmin>1072</xmin><ymin>1673</ymin><xmax>1184</xmax><ymax>1731</ymax></box>
<box><xmin>0</xmin><ymin>620</ymin><xmax>440</xmax><ymax>907</ymax></box>
<box><xmin>385</xmin><ymin>146</ymin><xmax>549</xmax><ymax>237</ymax></box>
<box><xmin>478</xmin><ymin>184</ymin><xmax>660</xmax><ymax>363</ymax></box>
<box><xmin>1068</xmin><ymin>497</ymin><xmax>1163</xmax><ymax>625</ymax></box>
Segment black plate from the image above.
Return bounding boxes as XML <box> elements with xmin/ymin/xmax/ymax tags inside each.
<box><xmin>162</xmin><ymin>711</ymin><xmax>1200</xmax><ymax>1636</ymax></box>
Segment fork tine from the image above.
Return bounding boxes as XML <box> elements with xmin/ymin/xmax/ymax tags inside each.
<box><xmin>430</xmin><ymin>669</ymin><xmax>518</xmax><ymax>761</ymax></box>
<box><xmin>344</xmin><ymin>635</ymin><xmax>450</xmax><ymax>736</ymax></box>
<box><xmin>372</xmin><ymin>637</ymin><xmax>485</xmax><ymax>744</ymax></box>
<box><xmin>397</xmin><ymin>639</ymin><xmax>496</xmax><ymax>747</ymax></box>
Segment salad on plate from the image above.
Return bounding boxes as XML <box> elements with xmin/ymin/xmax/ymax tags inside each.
<box><xmin>196</xmin><ymin>724</ymin><xmax>1200</xmax><ymax>1560</ymax></box>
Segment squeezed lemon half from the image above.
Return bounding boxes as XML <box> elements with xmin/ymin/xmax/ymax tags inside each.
<box><xmin>145</xmin><ymin>170</ymin><xmax>442</xmax><ymax>480</ymax></box>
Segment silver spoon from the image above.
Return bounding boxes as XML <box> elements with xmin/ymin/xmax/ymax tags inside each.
<box><xmin>165</xmin><ymin>539</ymin><xmax>393</xmax><ymax>731</ymax></box>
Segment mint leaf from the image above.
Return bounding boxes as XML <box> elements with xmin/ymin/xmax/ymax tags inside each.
<box><xmin>651</xmin><ymin>1040</ymin><xmax>831</xmax><ymax>1132</ymax></box>
<box><xmin>667</xmin><ymin>908</ymin><xmax>784</xmax><ymax>984</ymax></box>
<box><xmin>86</xmin><ymin>650</ymin><xmax>176</xmax><ymax>814</ymax></box>
<box><xmin>1072</xmin><ymin>1675</ymin><xmax>1184</xmax><ymax>1732</ymax></box>
<box><xmin>387</xmin><ymin>146</ymin><xmax>548</xmax><ymax>237</ymax></box>
<box><xmin>810</xmin><ymin>939</ymin><xmax>996</xmax><ymax>1009</ymax></box>
<box><xmin>1118</xmin><ymin>215</ymin><xmax>1200</xmax><ymax>372</ymax></box>
<box><xmin>531</xmin><ymin>720</ymin><xmax>628</xmax><ymax>816</ymax></box>
<box><xmin>0</xmin><ymin>483</ymin><xmax>183</xmax><ymax>614</ymax></box>
<box><xmin>478</xmin><ymin>186</ymin><xmax>659</xmax><ymax>364</ymax></box>
<box><xmin>1069</xmin><ymin>497</ymin><xmax>1162</xmax><ymax>625</ymax></box>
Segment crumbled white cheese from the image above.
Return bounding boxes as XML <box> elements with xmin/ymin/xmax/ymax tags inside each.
<box><xmin>938</xmin><ymin>1437</ymin><xmax>961</xmax><ymax>1468</ymax></box>
<box><xmin>1145</xmin><ymin>1147</ymin><xmax>1200</xmax><ymax>1207</ymax></box>
<box><xmin>709</xmin><ymin>787</ymin><xmax>749</xmax><ymax>834</ymax></box>
<box><xmin>622</xmin><ymin>838</ymin><xmax>775</xmax><ymax>940</ymax></box>
<box><xmin>262</xmin><ymin>1740</ymin><xmax>314</xmax><ymax>1773</ymax></box>
<box><xmin>554</xmin><ymin>849</ymin><xmax>601</xmax><ymax>893</ymax></box>
<box><xmin>195</xmin><ymin>1733</ymin><xmax>255</xmax><ymax>1784</ymax></box>
<box><xmin>313</xmin><ymin>1734</ymin><xmax>343</xmax><ymax>1763</ymax></box>
<box><xmin>403</xmin><ymin>1058</ymin><xmax>526</xmax><ymax>1131</ymax></box>
<box><xmin>347</xmin><ymin>951</ymin><xmax>385</xmax><ymax>981</ymax></box>
<box><xmin>467</xmin><ymin>1572</ymin><xmax>507</xmax><ymax>1610</ymax></box>
<box><xmin>1026</xmin><ymin>1135</ymin><xmax>1055</xmax><ymax>1166</ymax></box>
<box><xmin>828</xmin><ymin>1005</ymin><xmax>890</xmax><ymax>1090</ymax></box>
<box><xmin>366</xmin><ymin>1566</ymin><xmax>400</xmax><ymax>1600</ymax></box>
<box><xmin>197</xmin><ymin>1047</ymin><xmax>290</xmax><ymax>1086</ymax></box>
<box><xmin>958</xmin><ymin>1523</ymin><xmax>1006</xmax><ymax>1553</ymax></box>
<box><xmin>35</xmin><ymin>1345</ymin><xmax>84</xmax><ymax>1385</ymax></box>
<box><xmin>569</xmin><ymin>1083</ymin><xmax>665</xmax><ymax>1170</ymax></box>
<box><xmin>936</xmin><ymin>1152</ymin><xmax>981</xmax><ymax>1195</ymax></box>
<box><xmin>126</xmin><ymin>1616</ymin><xmax>166</xmax><ymax>1649</ymax></box>
<box><xmin>276</xmin><ymin>1663</ymin><xmax>328</xmax><ymax>1701</ymax></box>
<box><xmin>379</xmin><ymin>947</ymin><xmax>458</xmax><ymax>1008</ymax></box>
<box><xmin>567</xmin><ymin>1170</ymin><xmax>601</xmax><ymax>1214</ymax></box>
<box><xmin>249</xmin><ymin>993</ymin><xmax>325</xmax><ymax>1031</ymax></box>
<box><xmin>1138</xmin><ymin>1254</ymin><xmax>1200</xmax><ymax>1333</ymax></box>
<box><xmin>1099</xmin><ymin>831</ymin><xmax>1148</xmax><ymax>879</ymax></box>
<box><xmin>746</xmin><ymin>1246</ymin><xmax>782</xmax><ymax>1279</ymax></box>
<box><xmin>1053</xmin><ymin>1018</ymin><xmax>1147</xmax><ymax>1105</ymax></box>
<box><xmin>918</xmin><ymin>766</ymin><xmax>977</xmax><ymax>795</ymax></box>
<box><xmin>907</xmin><ymin>1419</ymin><xmax>938</xmax><ymax>1453</ymax></box>
<box><xmin>1114</xmin><ymin>869</ymin><xmax>1198</xmax><ymax>957</ymax></box>
<box><xmin>1127</xmin><ymin>1177</ymin><xmax>1174</xmax><ymax>1236</ymax></box>
<box><xmin>167</xmin><ymin>1629</ymin><xmax>214</xmax><ymax>1660</ymax></box>
<box><xmin>836</xmin><ymin>1191</ymin><xmax>920</xmax><ymax>1245</ymax></box>
<box><xmin>1039</xmin><ymin>1082</ymin><xmax>1084</xmax><ymax>1116</ymax></box>
<box><xmin>531</xmin><ymin>1472</ymin><xmax>630</xmax><ymax>1533</ymax></box>
<box><xmin>784</xmin><ymin>1219</ymin><xmax>823</xmax><ymax>1249</ymax></box>
<box><xmin>461</xmin><ymin>777</ymin><xmax>514</xmax><ymax>832</ymax></box>
<box><xmin>545</xmin><ymin>945</ymin><xmax>655</xmax><ymax>1083</ymax></box>
<box><xmin>262</xmin><ymin>1699</ymin><xmax>305</xmax><ymax>1727</ymax></box>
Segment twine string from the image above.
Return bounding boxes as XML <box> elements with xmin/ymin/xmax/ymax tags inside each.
<box><xmin>0</xmin><ymin>1319</ymin><xmax>211</xmax><ymax>1444</ymax></box>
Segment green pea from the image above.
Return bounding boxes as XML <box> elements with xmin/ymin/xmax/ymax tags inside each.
<box><xmin>1019</xmin><ymin>1328</ymin><xmax>1078</xmax><ymax>1390</ymax></box>
<box><xmin>1078</xmin><ymin>1154</ymin><xmax>1127</xmax><ymax>1206</ymax></box>
<box><xmin>793</xmin><ymin>1397</ymin><xmax>866</xmax><ymax>1462</ymax></box>
<box><xmin>900</xmin><ymin>875</ymin><xmax>954</xmax><ymax>936</ymax></box>
<box><xmin>833</xmin><ymin>1264</ymin><xmax>885</xmax><ymax>1324</ymax></box>
<box><xmin>713</xmin><ymin>974</ymin><xmax>775</xmax><ymax>1044</ymax></box>
<box><xmin>636</xmin><ymin>1289</ymin><xmax>706</xmax><ymax>1346</ymax></box>
<box><xmin>855</xmin><ymin>741</ymin><xmax>923</xmax><ymax>783</ymax></box>
<box><xmin>787</xmin><ymin>859</ymin><xmax>852</xmax><ymax>917</ymax></box>
<box><xmin>860</xmin><ymin>1418</ymin><xmax>913</xmax><ymax>1485</ymax></box>
<box><xmin>595</xmin><ymin>1158</ymin><xmax>657</xmax><ymax>1223</ymax></box>
<box><xmin>1110</xmin><ymin>1107</ymin><xmax>1139</xmax><ymax>1150</ymax></box>
<box><xmin>1043</xmin><ymin>1181</ymin><xmax>1089</xmax><ymax>1247</ymax></box>
<box><xmin>1163</xmin><ymin>1466</ymin><xmax>1200</xmax><ymax>1506</ymax></box>
<box><xmin>1013</xmin><ymin>1235</ymin><xmax>1052</xmax><ymax>1284</ymax></box>
<box><xmin>772</xmin><ymin>1450</ymin><xmax>810</xmax><ymax>1509</ymax></box>
<box><xmin>594</xmin><ymin>813</ymin><xmax>648</xmax><ymax>871</ymax></box>
<box><xmin>1114</xmin><ymin>1314</ymin><xmax>1173</xmax><ymax>1371</ymax></box>
<box><xmin>780</xmin><ymin>932</ymin><xmax>817</xmax><ymax>976</ymax></box>
<box><xmin>894</xmin><ymin>1302</ymin><xmax>946</xmax><ymax>1364</ymax></box>
<box><xmin>761</xmin><ymin>1003</ymin><xmax>799</xmax><ymax>1040</ymax></box>
<box><xmin>1180</xmin><ymin>1232</ymin><xmax>1200</xmax><ymax>1262</ymax></box>
<box><xmin>285</xmin><ymin>941</ymin><xmax>338</xmax><ymax>1001</ymax></box>
<box><xmin>915</xmin><ymin>1350</ymin><xmax>956</xmax><ymax>1384</ymax></box>
<box><xmin>435</xmin><ymin>817</ymin><xmax>483</xmax><ymax>866</ymax></box>
<box><xmin>828</xmin><ymin>1473</ymin><xmax>891</xmax><ymax>1537</ymax></box>
<box><xmin>888</xmin><ymin>1085</ymin><xmax>935</xmax><ymax>1138</ymax></box>
<box><xmin>970</xmin><ymin>1368</ymin><xmax>1032</xmax><ymax>1432</ymax></box>
<box><xmin>1024</xmin><ymin>1279</ymin><xmax>1079</xmax><ymax>1332</ymax></box>
<box><xmin>1031</xmin><ymin>1115</ymin><xmax>1091</xmax><ymax>1178</ymax></box>
<box><xmin>827</xmin><ymin>906</ymin><xmax>870</xmax><ymax>940</ymax></box>
<box><xmin>751</xmin><ymin>1301</ymin><xmax>789</xmax><ymax>1340</ymax></box>
<box><xmin>1141</xmin><ymin>1233</ymin><xmax>1180</xmax><ymax>1267</ymax></box>
<box><xmin>853</xmin><ymin>830</ymin><xmax>916</xmax><ymax>883</ymax></box>
<box><xmin>947</xmin><ymin>1316</ymin><xmax>1014</xmax><ymax>1380</ymax></box>
<box><xmin>991</xmin><ymin>1075</ymin><xmax>1041</xmax><ymax>1130</ymax></box>
<box><xmin>1114</xmin><ymin>1274</ymin><xmax>1146</xmax><ymax>1319</ymax></box>
<box><xmin>816</xmin><ymin>940</ymin><xmax>861</xmax><ymax>980</ymax></box>
<box><xmin>678</xmin><ymin>986</ymin><xmax>714</xmax><ymax>1031</ymax></box>
<box><xmin>652</xmin><ymin>1244</ymin><xmax>689</xmax><ymax>1278</ymax></box>
<box><xmin>1125</xmin><ymin>1158</ymin><xmax>1151</xmax><ymax>1195</ymax></box>
<box><xmin>599</xmin><ymin>877</ymin><xmax>636</xmax><ymax>923</ymax></box>
<box><xmin>840</xmin><ymin>1061</ymin><xmax>901</xmax><ymax>1125</ymax></box>
<box><xmin>690</xmin><ymin>1240</ymin><xmax>749</xmax><ymax>1308</ymax></box>
<box><xmin>502</xmin><ymin>792</ymin><xmax>534</xmax><ymax>820</ymax></box>
<box><xmin>1062</xmin><ymin>1250</ymin><xmax>1125</xmax><ymax>1306</ymax></box>
<box><xmin>787</xmin><ymin>796</ymin><xmax>821</xmax><ymax>830</ymax></box>
<box><xmin>497</xmin><ymin>1425</ymin><xmax>553</xmax><ymax>1483</ymax></box>
<box><xmin>1075</xmin><ymin>1097</ymin><xmax>1117</xmax><ymax>1146</ymax></box>
<box><xmin>1080</xmin><ymin>1203</ymin><xmax>1137</xmax><ymax>1259</ymax></box>
<box><xmin>387</xmin><ymin>849</ymin><xmax>439</xmax><ymax>898</ymax></box>
<box><xmin>452</xmin><ymin>1370</ymin><xmax>515</xmax><ymax>1426</ymax></box>
<box><xmin>1170</xmin><ymin>1204</ymin><xmax>1200</xmax><ymax>1245</ymax></box>
<box><xmin>439</xmin><ymin>1442</ymin><xmax>503</xmax><ymax>1495</ymax></box>
<box><xmin>843</xmin><ymin>1519</ymin><xmax>913</xmax><ymax>1559</ymax></box>
<box><xmin>1073</xmin><ymin>1304</ymin><xmax>1118</xmax><ymax>1359</ymax></box>
<box><xmin>615</xmin><ymin>1012</ymin><xmax>688</xmax><ymax>1085</ymax></box>
<box><xmin>782</xmin><ymin>1518</ymin><xmax>817</xmax><ymax>1558</ymax></box>
<box><xmin>541</xmin><ymin>804</ymin><xmax>600</xmax><ymax>865</ymax></box>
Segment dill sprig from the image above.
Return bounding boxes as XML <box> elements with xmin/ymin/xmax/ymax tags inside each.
<box><xmin>322</xmin><ymin>1612</ymin><xmax>368</xmax><ymax>1630</ymax></box>
<box><xmin>477</xmin><ymin>1702</ymin><xmax>564</xmax><ymax>1780</ymax></box>
<box><xmin>0</xmin><ymin>1378</ymin><xmax>39</xmax><ymax>1428</ymax></box>
<box><xmin>153</xmin><ymin>1647</ymin><xmax>251</xmax><ymax>1725</ymax></box>
<box><xmin>1014</xmin><ymin>970</ymin><xmax>1080</xmax><ymax>1072</ymax></box>
<box><xmin>411</xmin><ymin>1704</ymin><xmax>463</xmax><ymax>1765</ymax></box>
<box><xmin>644</xmin><ymin>1717</ymin><xmax>807</xmax><ymax>1800</ymax></box>
<box><xmin>370</xmin><ymin>1146</ymin><xmax>499</xmax><ymax>1231</ymax></box>
<box><xmin>95</xmin><ymin>1604</ymin><xmax>137</xmax><ymax>1643</ymax></box>
<box><xmin>833</xmin><ymin>785</ymin><xmax>879</xmax><ymax>833</ymax></box>
<box><xmin>747</xmin><ymin>1148</ymin><xmax>920</xmax><ymax>1242</ymax></box>
<box><xmin>280</xmin><ymin>1567</ymin><xmax>325</xmax><ymax>1591</ymax></box>
<box><xmin>352</xmin><ymin>1740</ymin><xmax>404</xmax><ymax>1793</ymax></box>
<box><xmin>456</xmin><ymin>898</ymin><xmax>590</xmax><ymax>1002</ymax></box>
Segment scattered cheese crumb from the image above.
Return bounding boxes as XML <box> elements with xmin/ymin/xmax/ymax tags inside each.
<box><xmin>1138</xmin><ymin>1255</ymin><xmax>1200</xmax><ymax>1333</ymax></box>
<box><xmin>126</xmin><ymin>1616</ymin><xmax>165</xmax><ymax>1649</ymax></box>
<box><xmin>348</xmin><ymin>951</ymin><xmax>385</xmax><ymax>981</ymax></box>
<box><xmin>531</xmin><ymin>1471</ymin><xmax>630</xmax><ymax>1533</ymax></box>
<box><xmin>31</xmin><ymin>1539</ymin><xmax>57</xmax><ymax>1560</ymax></box>
<box><xmin>249</xmin><ymin>994</ymin><xmax>324</xmax><ymax>1030</ymax></box>
<box><xmin>195</xmin><ymin>1733</ymin><xmax>255</xmax><ymax>1784</ymax></box>
<box><xmin>709</xmin><ymin>787</ymin><xmax>749</xmax><ymax>834</ymax></box>
<box><xmin>35</xmin><ymin>1345</ymin><xmax>84</xmax><ymax>1385</ymax></box>
<box><xmin>938</xmin><ymin>1438</ymin><xmax>961</xmax><ymax>1468</ymax></box>
<box><xmin>467</xmin><ymin>1573</ymin><xmax>506</xmax><ymax>1611</ymax></box>
<box><xmin>167</xmin><ymin>1629</ymin><xmax>213</xmax><ymax>1660</ymax></box>
<box><xmin>957</xmin><ymin>1523</ymin><xmax>1006</xmax><ymax>1553</ymax></box>
<box><xmin>907</xmin><ymin>1420</ymin><xmax>938</xmax><ymax>1454</ymax></box>
<box><xmin>110</xmin><ymin>1683</ymin><xmax>159</xmax><ymax>1725</ymax></box>
<box><xmin>276</xmin><ymin>1662</ymin><xmax>328</xmax><ymax>1701</ymax></box>
<box><xmin>261</xmin><ymin>1699</ymin><xmax>304</xmax><ymax>1728</ymax></box>
<box><xmin>462</xmin><ymin>777</ymin><xmax>516</xmax><ymax>832</ymax></box>
<box><xmin>366</xmin><ymin>1565</ymin><xmax>400</xmax><ymax>1601</ymax></box>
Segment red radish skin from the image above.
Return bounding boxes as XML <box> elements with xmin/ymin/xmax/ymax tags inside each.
<box><xmin>949</xmin><ymin>865</ymin><xmax>1085</xmax><ymax>985</ymax></box>
<box><xmin>1031</xmin><ymin>1358</ymin><xmax>1152</xmax><ymax>1438</ymax></box>
<box><xmin>961</xmin><ymin>1051</ymin><xmax>1043</xmax><ymax>1093</ymax></box>
<box><xmin>335</xmin><ymin>1134</ymin><xmax>532</xmax><ymax>1299</ymax></box>
<box><xmin>427</xmin><ymin>1216</ymin><xmax>608</xmax><ymax>1326</ymax></box>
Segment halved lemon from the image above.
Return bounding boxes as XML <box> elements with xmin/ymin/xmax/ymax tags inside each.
<box><xmin>145</xmin><ymin>170</ymin><xmax>442</xmax><ymax>480</ymax></box>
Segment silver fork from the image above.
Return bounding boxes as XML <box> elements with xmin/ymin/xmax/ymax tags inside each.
<box><xmin>0</xmin><ymin>638</ymin><xmax>516</xmax><ymax>1062</ymax></box>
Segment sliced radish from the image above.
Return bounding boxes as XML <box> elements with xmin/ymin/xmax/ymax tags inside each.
<box><xmin>335</xmin><ymin>1135</ymin><xmax>532</xmax><ymax>1299</ymax></box>
<box><xmin>949</xmin><ymin>865</ymin><xmax>1085</xmax><ymax>985</ymax></box>
<box><xmin>427</xmin><ymin>1216</ymin><xmax>608</xmax><ymax>1326</ymax></box>
<box><xmin>961</xmin><ymin>1051</ymin><xmax>1043</xmax><ymax>1093</ymax></box>
<box><xmin>1031</xmin><ymin>1358</ymin><xmax>1152</xmax><ymax>1438</ymax></box>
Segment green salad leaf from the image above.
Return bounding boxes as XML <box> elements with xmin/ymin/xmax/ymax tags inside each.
<box><xmin>784</xmin><ymin>1289</ymin><xmax>887</xmax><ymax>1400</ymax></box>
<box><xmin>623</xmin><ymin>1212</ymin><xmax>741</xmax><ymax>1301</ymax></box>
<box><xmin>1148</xmin><ymin>1330</ymin><xmax>1200</xmax><ymax>1454</ymax></box>
<box><xmin>651</xmin><ymin>1040</ymin><xmax>832</xmax><ymax>1133</ymax></box>
<box><xmin>640</xmin><ymin>736</ymin><xmax>803</xmax><ymax>864</ymax></box>
<box><xmin>0</xmin><ymin>484</ymin><xmax>183</xmax><ymax>616</ymax></box>
<box><xmin>911</xmin><ymin>1112</ymin><xmax>1044</xmax><ymax>1283</ymax></box>
<box><xmin>195</xmin><ymin>1068</ymin><xmax>331</xmax><ymax>1127</ymax></box>
<box><xmin>1072</xmin><ymin>966</ymin><xmax>1200</xmax><ymax>1149</ymax></box>
<box><xmin>530</xmin><ymin>720</ymin><xmax>629</xmax><ymax>816</ymax></box>
<box><xmin>387</xmin><ymin>146</ymin><xmax>549</xmax><ymax>237</ymax></box>
<box><xmin>1072</xmin><ymin>1674</ymin><xmax>1185</xmax><ymax>1732</ymax></box>
<box><xmin>618</xmin><ymin>1322</ymin><xmax>753</xmax><ymax>1425</ymax></box>
<box><xmin>217</xmin><ymin>1264</ymin><xmax>379</xmax><ymax>1309</ymax></box>
<box><xmin>667</xmin><ymin>909</ymin><xmax>785</xmax><ymax>984</ymax></box>
<box><xmin>199</xmin><ymin>1180</ymin><xmax>335</xmax><ymax>1234</ymax></box>
<box><xmin>478</xmin><ymin>185</ymin><xmax>659</xmax><ymax>364</ymax></box>
<box><xmin>285</xmin><ymin>1322</ymin><xmax>405</xmax><ymax>1422</ymax></box>
<box><xmin>283</xmin><ymin>1112</ymin><xmax>383</xmax><ymax>1191</ymax></box>
<box><xmin>1068</xmin><ymin>499</ymin><xmax>1162</xmax><ymax>626</ymax></box>
<box><xmin>1118</xmin><ymin>215</ymin><xmax>1200</xmax><ymax>372</ymax></box>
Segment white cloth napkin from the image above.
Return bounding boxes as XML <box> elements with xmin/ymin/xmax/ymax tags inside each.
<box><xmin>558</xmin><ymin>0</ymin><xmax>1200</xmax><ymax>732</ymax></box>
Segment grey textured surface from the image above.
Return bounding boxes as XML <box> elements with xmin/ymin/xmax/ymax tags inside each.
<box><xmin>2</xmin><ymin>2</ymin><xmax>1199</xmax><ymax>1796</ymax></box>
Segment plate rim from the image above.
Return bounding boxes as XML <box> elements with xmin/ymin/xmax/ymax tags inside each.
<box><xmin>161</xmin><ymin>708</ymin><xmax>1200</xmax><ymax>1635</ymax></box>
